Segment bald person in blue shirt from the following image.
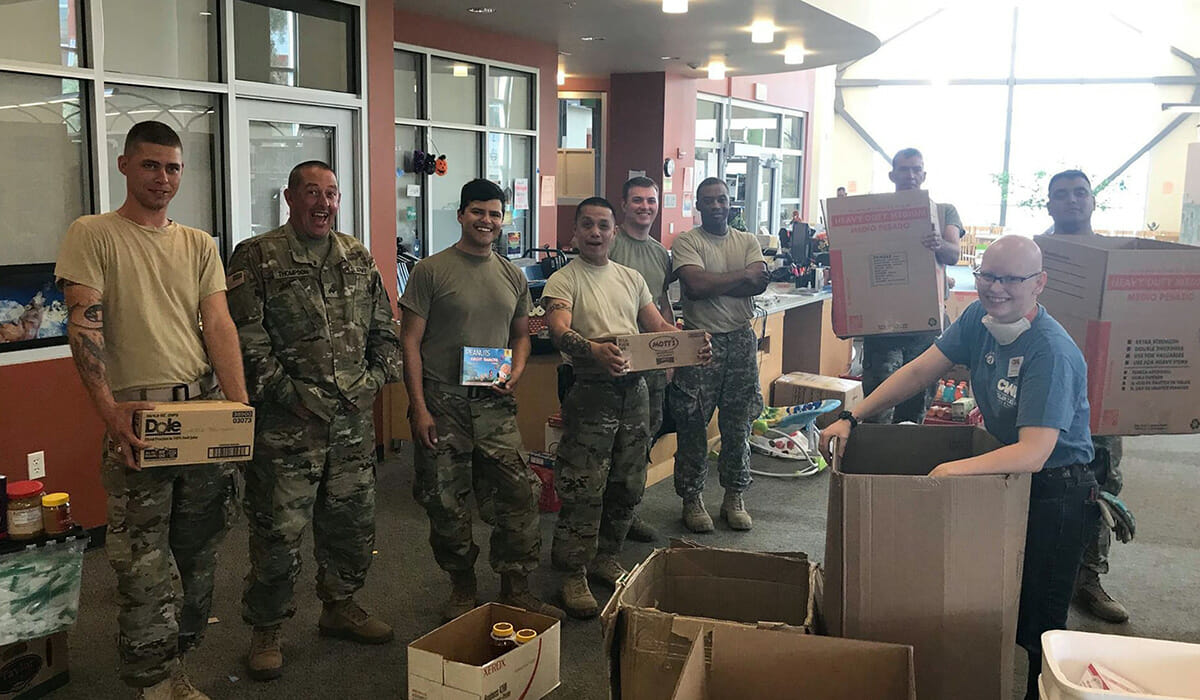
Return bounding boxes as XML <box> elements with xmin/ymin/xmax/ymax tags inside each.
<box><xmin>821</xmin><ymin>235</ymin><xmax>1099</xmax><ymax>700</ymax></box>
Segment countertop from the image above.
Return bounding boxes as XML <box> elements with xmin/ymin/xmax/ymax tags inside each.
<box><xmin>754</xmin><ymin>283</ymin><xmax>832</xmax><ymax>314</ymax></box>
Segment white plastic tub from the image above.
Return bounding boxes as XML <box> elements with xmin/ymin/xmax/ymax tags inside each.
<box><xmin>1041</xmin><ymin>630</ymin><xmax>1200</xmax><ymax>699</ymax></box>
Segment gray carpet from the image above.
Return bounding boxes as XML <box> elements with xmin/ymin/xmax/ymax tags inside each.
<box><xmin>59</xmin><ymin>434</ymin><xmax>1200</xmax><ymax>699</ymax></box>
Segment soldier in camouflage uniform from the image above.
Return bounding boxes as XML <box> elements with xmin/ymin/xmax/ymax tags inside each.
<box><xmin>543</xmin><ymin>197</ymin><xmax>703</xmax><ymax>618</ymax></box>
<box><xmin>226</xmin><ymin>161</ymin><xmax>401</xmax><ymax>681</ymax></box>
<box><xmin>55</xmin><ymin>121</ymin><xmax>249</xmax><ymax>699</ymax></box>
<box><xmin>399</xmin><ymin>179</ymin><xmax>563</xmax><ymax>623</ymax></box>
<box><xmin>670</xmin><ymin>178</ymin><xmax>768</xmax><ymax>533</ymax></box>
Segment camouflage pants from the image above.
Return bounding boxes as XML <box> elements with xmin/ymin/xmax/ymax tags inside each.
<box><xmin>242</xmin><ymin>404</ymin><xmax>376</xmax><ymax>628</ymax></box>
<box><xmin>861</xmin><ymin>331</ymin><xmax>939</xmax><ymax>424</ymax></box>
<box><xmin>413</xmin><ymin>389</ymin><xmax>541</xmax><ymax>575</ymax></box>
<box><xmin>1083</xmin><ymin>435</ymin><xmax>1124</xmax><ymax>575</ymax></box>
<box><xmin>552</xmin><ymin>374</ymin><xmax>649</xmax><ymax>571</ymax></box>
<box><xmin>101</xmin><ymin>427</ymin><xmax>234</xmax><ymax>687</ymax></box>
<box><xmin>670</xmin><ymin>327</ymin><xmax>762</xmax><ymax>498</ymax></box>
<box><xmin>644</xmin><ymin>369</ymin><xmax>668</xmax><ymax>441</ymax></box>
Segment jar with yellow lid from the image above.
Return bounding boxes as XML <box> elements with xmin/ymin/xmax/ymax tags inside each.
<box><xmin>514</xmin><ymin>629</ymin><xmax>537</xmax><ymax>645</ymax></box>
<box><xmin>42</xmin><ymin>492</ymin><xmax>73</xmax><ymax>535</ymax></box>
<box><xmin>490</xmin><ymin>622</ymin><xmax>516</xmax><ymax>657</ymax></box>
<box><xmin>6</xmin><ymin>479</ymin><xmax>45</xmax><ymax>540</ymax></box>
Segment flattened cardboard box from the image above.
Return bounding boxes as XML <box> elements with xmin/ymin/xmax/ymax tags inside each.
<box><xmin>826</xmin><ymin>190</ymin><xmax>945</xmax><ymax>338</ymax></box>
<box><xmin>135</xmin><ymin>401</ymin><xmax>255</xmax><ymax>468</ymax></box>
<box><xmin>670</xmin><ymin>626</ymin><xmax>915</xmax><ymax>700</ymax></box>
<box><xmin>408</xmin><ymin>603</ymin><xmax>560</xmax><ymax>700</ymax></box>
<box><xmin>825</xmin><ymin>425</ymin><xmax>1030</xmax><ymax>700</ymax></box>
<box><xmin>1036</xmin><ymin>235</ymin><xmax>1200</xmax><ymax>435</ymax></box>
<box><xmin>0</xmin><ymin>633</ymin><xmax>69</xmax><ymax>700</ymax></box>
<box><xmin>771</xmin><ymin>372</ymin><xmax>864</xmax><ymax>428</ymax></box>
<box><xmin>601</xmin><ymin>544</ymin><xmax>819</xmax><ymax>700</ymax></box>
<box><xmin>612</xmin><ymin>330</ymin><xmax>707</xmax><ymax>372</ymax></box>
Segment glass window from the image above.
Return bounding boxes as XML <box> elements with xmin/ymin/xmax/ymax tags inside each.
<box><xmin>782</xmin><ymin>115</ymin><xmax>803</xmax><ymax>151</ymax></box>
<box><xmin>395</xmin><ymin>124</ymin><xmax>424</xmax><ymax>255</ymax></box>
<box><xmin>234</xmin><ymin>0</ymin><xmax>355</xmax><ymax>93</ymax></box>
<box><xmin>0</xmin><ymin>72</ymin><xmax>90</xmax><ymax>264</ymax></box>
<box><xmin>0</xmin><ymin>0</ymin><xmax>82</xmax><ymax>67</ymax></box>
<box><xmin>393</xmin><ymin>50</ymin><xmax>422</xmax><ymax>120</ymax></box>
<box><xmin>104</xmin><ymin>0</ymin><xmax>219</xmax><ymax>82</ymax></box>
<box><xmin>696</xmin><ymin>99</ymin><xmax>721</xmax><ymax>142</ymax></box>
<box><xmin>429</xmin><ymin>57</ymin><xmax>479</xmax><ymax>124</ymax></box>
<box><xmin>488</xmin><ymin>133</ymin><xmax>532</xmax><ymax>256</ymax></box>
<box><xmin>428</xmin><ymin>128</ymin><xmax>480</xmax><ymax>254</ymax></box>
<box><xmin>729</xmin><ymin>105</ymin><xmax>779</xmax><ymax>148</ymax></box>
<box><xmin>106</xmin><ymin>86</ymin><xmax>221</xmax><ymax>238</ymax></box>
<box><xmin>781</xmin><ymin>155</ymin><xmax>801</xmax><ymax>200</ymax></box>
<box><xmin>487</xmin><ymin>67</ymin><xmax>532</xmax><ymax>130</ymax></box>
<box><xmin>557</xmin><ymin>96</ymin><xmax>602</xmax><ymax>199</ymax></box>
<box><xmin>246</xmin><ymin>120</ymin><xmax>334</xmax><ymax>236</ymax></box>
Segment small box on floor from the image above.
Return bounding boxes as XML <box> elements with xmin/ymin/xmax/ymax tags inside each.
<box><xmin>0</xmin><ymin>633</ymin><xmax>69</xmax><ymax>700</ymax></box>
<box><xmin>611</xmin><ymin>330</ymin><xmax>707</xmax><ymax>371</ymax></box>
<box><xmin>770</xmin><ymin>372</ymin><xmax>863</xmax><ymax>428</ymax></box>
<box><xmin>135</xmin><ymin>401</ymin><xmax>255</xmax><ymax>468</ymax></box>
<box><xmin>408</xmin><ymin>603</ymin><xmax>560</xmax><ymax>700</ymax></box>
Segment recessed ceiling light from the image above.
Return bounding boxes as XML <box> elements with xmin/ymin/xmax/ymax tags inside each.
<box><xmin>707</xmin><ymin>60</ymin><xmax>726</xmax><ymax>80</ymax></box>
<box><xmin>467</xmin><ymin>7</ymin><xmax>495</xmax><ymax>14</ymax></box>
<box><xmin>199</xmin><ymin>10</ymin><xmax>213</xmax><ymax>16</ymax></box>
<box><xmin>663</xmin><ymin>0</ymin><xmax>688</xmax><ymax>13</ymax></box>
<box><xmin>453</xmin><ymin>64</ymin><xmax>470</xmax><ymax>77</ymax></box>
<box><xmin>579</xmin><ymin>36</ymin><xmax>604</xmax><ymax>41</ymax></box>
<box><xmin>661</xmin><ymin>56</ymin><xmax>679</xmax><ymax>60</ymax></box>
<box><xmin>784</xmin><ymin>44</ymin><xmax>805</xmax><ymax>65</ymax></box>
<box><xmin>750</xmin><ymin>20</ymin><xmax>776</xmax><ymax>44</ymax></box>
<box><xmin>558</xmin><ymin>50</ymin><xmax>572</xmax><ymax>56</ymax></box>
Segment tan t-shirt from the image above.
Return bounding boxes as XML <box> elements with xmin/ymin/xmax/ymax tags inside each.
<box><xmin>54</xmin><ymin>212</ymin><xmax>225</xmax><ymax>391</ymax></box>
<box><xmin>399</xmin><ymin>245</ymin><xmax>531</xmax><ymax>385</ymax></box>
<box><xmin>671</xmin><ymin>226</ymin><xmax>765</xmax><ymax>333</ymax></box>
<box><xmin>609</xmin><ymin>228</ymin><xmax>671</xmax><ymax>306</ymax></box>
<box><xmin>542</xmin><ymin>257</ymin><xmax>652</xmax><ymax>373</ymax></box>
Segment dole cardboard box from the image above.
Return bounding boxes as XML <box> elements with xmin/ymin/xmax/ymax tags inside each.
<box><xmin>771</xmin><ymin>372</ymin><xmax>864</xmax><ymax>428</ymax></box>
<box><xmin>0</xmin><ymin>633</ymin><xmax>69</xmax><ymax>700</ymax></box>
<box><xmin>613</xmin><ymin>330</ymin><xmax>707</xmax><ymax>372</ymax></box>
<box><xmin>408</xmin><ymin>603</ymin><xmax>560</xmax><ymax>700</ymax></box>
<box><xmin>825</xmin><ymin>425</ymin><xmax>1030</xmax><ymax>700</ymax></box>
<box><xmin>826</xmin><ymin>190</ymin><xmax>945</xmax><ymax>338</ymax></box>
<box><xmin>1036</xmin><ymin>234</ymin><xmax>1200</xmax><ymax>435</ymax></box>
<box><xmin>601</xmin><ymin>543</ymin><xmax>819</xmax><ymax>700</ymax></box>
<box><xmin>670</xmin><ymin>626</ymin><xmax>915</xmax><ymax>700</ymax></box>
<box><xmin>135</xmin><ymin>401</ymin><xmax>255</xmax><ymax>468</ymax></box>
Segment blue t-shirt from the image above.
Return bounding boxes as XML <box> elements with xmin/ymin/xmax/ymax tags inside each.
<box><xmin>936</xmin><ymin>301</ymin><xmax>1094</xmax><ymax>469</ymax></box>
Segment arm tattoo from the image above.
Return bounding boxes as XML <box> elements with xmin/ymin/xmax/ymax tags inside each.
<box><xmin>83</xmin><ymin>304</ymin><xmax>103</xmax><ymax>323</ymax></box>
<box><xmin>558</xmin><ymin>329</ymin><xmax>593</xmax><ymax>359</ymax></box>
<box><xmin>68</xmin><ymin>301</ymin><xmax>104</xmax><ymax>331</ymax></box>
<box><xmin>543</xmin><ymin>300</ymin><xmax>571</xmax><ymax>314</ymax></box>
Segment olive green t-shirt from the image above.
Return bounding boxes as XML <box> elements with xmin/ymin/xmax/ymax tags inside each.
<box><xmin>671</xmin><ymin>226</ymin><xmax>765</xmax><ymax>334</ymax></box>
<box><xmin>542</xmin><ymin>257</ymin><xmax>652</xmax><ymax>374</ymax></box>
<box><xmin>399</xmin><ymin>245</ymin><xmax>531</xmax><ymax>385</ymax></box>
<box><xmin>609</xmin><ymin>228</ymin><xmax>671</xmax><ymax>307</ymax></box>
<box><xmin>54</xmin><ymin>212</ymin><xmax>225</xmax><ymax>392</ymax></box>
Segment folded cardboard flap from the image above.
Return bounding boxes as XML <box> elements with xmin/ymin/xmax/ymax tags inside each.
<box><xmin>838</xmin><ymin>424</ymin><xmax>1003</xmax><ymax>476</ymax></box>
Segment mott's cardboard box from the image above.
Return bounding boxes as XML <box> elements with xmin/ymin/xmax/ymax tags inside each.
<box><xmin>826</xmin><ymin>190</ymin><xmax>945</xmax><ymax>338</ymax></box>
<box><xmin>825</xmin><ymin>425</ymin><xmax>1030</xmax><ymax>700</ymax></box>
<box><xmin>135</xmin><ymin>401</ymin><xmax>255</xmax><ymax>468</ymax></box>
<box><xmin>601</xmin><ymin>543</ymin><xmax>819</xmax><ymax>700</ymax></box>
<box><xmin>0</xmin><ymin>633</ymin><xmax>69</xmax><ymax>700</ymax></box>
<box><xmin>408</xmin><ymin>603</ymin><xmax>560</xmax><ymax>700</ymax></box>
<box><xmin>771</xmin><ymin>372</ymin><xmax>864</xmax><ymax>428</ymax></box>
<box><xmin>1036</xmin><ymin>235</ymin><xmax>1200</xmax><ymax>436</ymax></box>
<box><xmin>612</xmin><ymin>330</ymin><xmax>707</xmax><ymax>372</ymax></box>
<box><xmin>670</xmin><ymin>626</ymin><xmax>915</xmax><ymax>700</ymax></box>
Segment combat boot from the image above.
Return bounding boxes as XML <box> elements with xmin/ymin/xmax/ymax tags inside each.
<box><xmin>246</xmin><ymin>625</ymin><xmax>283</xmax><ymax>681</ymax></box>
<box><xmin>625</xmin><ymin>513</ymin><xmax>660</xmax><ymax>542</ymax></box>
<box><xmin>587</xmin><ymin>555</ymin><xmax>628</xmax><ymax>588</ymax></box>
<box><xmin>1075</xmin><ymin>569</ymin><xmax>1129</xmax><ymax>623</ymax></box>
<box><xmin>137</xmin><ymin>677</ymin><xmax>173</xmax><ymax>700</ymax></box>
<box><xmin>318</xmin><ymin>598</ymin><xmax>395</xmax><ymax>644</ymax></box>
<box><xmin>558</xmin><ymin>569</ymin><xmax>598</xmax><ymax>619</ymax></box>
<box><xmin>682</xmin><ymin>496</ymin><xmax>714</xmax><ymax>533</ymax></box>
<box><xmin>443</xmin><ymin>570</ymin><xmax>478</xmax><ymax>622</ymax></box>
<box><xmin>171</xmin><ymin>660</ymin><xmax>210</xmax><ymax>699</ymax></box>
<box><xmin>499</xmin><ymin>572</ymin><xmax>566</xmax><ymax>620</ymax></box>
<box><xmin>720</xmin><ymin>490</ymin><xmax>753</xmax><ymax>531</ymax></box>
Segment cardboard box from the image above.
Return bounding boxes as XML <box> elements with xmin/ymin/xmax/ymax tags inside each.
<box><xmin>602</xmin><ymin>544</ymin><xmax>819</xmax><ymax>700</ymax></box>
<box><xmin>460</xmin><ymin>347</ymin><xmax>512</xmax><ymax>386</ymax></box>
<box><xmin>825</xmin><ymin>425</ymin><xmax>1030</xmax><ymax>700</ymax></box>
<box><xmin>135</xmin><ymin>401</ymin><xmax>255</xmax><ymax>468</ymax></box>
<box><xmin>1036</xmin><ymin>235</ymin><xmax>1200</xmax><ymax>435</ymax></box>
<box><xmin>612</xmin><ymin>330</ymin><xmax>707</xmax><ymax>371</ymax></box>
<box><xmin>0</xmin><ymin>633</ymin><xmax>69</xmax><ymax>700</ymax></box>
<box><xmin>771</xmin><ymin>372</ymin><xmax>864</xmax><ymax>428</ymax></box>
<box><xmin>670</xmin><ymin>626</ymin><xmax>915</xmax><ymax>700</ymax></box>
<box><xmin>826</xmin><ymin>190</ymin><xmax>945</xmax><ymax>338</ymax></box>
<box><xmin>408</xmin><ymin>603</ymin><xmax>560</xmax><ymax>700</ymax></box>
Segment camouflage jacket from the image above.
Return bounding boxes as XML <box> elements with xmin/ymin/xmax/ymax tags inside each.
<box><xmin>226</xmin><ymin>223</ymin><xmax>400</xmax><ymax>420</ymax></box>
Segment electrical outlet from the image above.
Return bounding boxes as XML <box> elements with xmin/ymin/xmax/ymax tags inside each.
<box><xmin>27</xmin><ymin>451</ymin><xmax>46</xmax><ymax>480</ymax></box>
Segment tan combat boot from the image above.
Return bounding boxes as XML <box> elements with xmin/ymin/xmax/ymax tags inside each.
<box><xmin>318</xmin><ymin>598</ymin><xmax>395</xmax><ymax>644</ymax></box>
<box><xmin>171</xmin><ymin>660</ymin><xmax>210</xmax><ymax>699</ymax></box>
<box><xmin>136</xmin><ymin>677</ymin><xmax>173</xmax><ymax>700</ymax></box>
<box><xmin>558</xmin><ymin>569</ymin><xmax>598</xmax><ymax>619</ymax></box>
<box><xmin>443</xmin><ymin>570</ymin><xmax>478</xmax><ymax>622</ymax></box>
<box><xmin>499</xmin><ymin>572</ymin><xmax>566</xmax><ymax>620</ymax></box>
<box><xmin>625</xmin><ymin>513</ymin><xmax>660</xmax><ymax>542</ymax></box>
<box><xmin>247</xmin><ymin>625</ymin><xmax>283</xmax><ymax>681</ymax></box>
<box><xmin>587</xmin><ymin>555</ymin><xmax>628</xmax><ymax>588</ymax></box>
<box><xmin>682</xmin><ymin>496</ymin><xmax>714</xmax><ymax>533</ymax></box>
<box><xmin>720</xmin><ymin>490</ymin><xmax>753</xmax><ymax>531</ymax></box>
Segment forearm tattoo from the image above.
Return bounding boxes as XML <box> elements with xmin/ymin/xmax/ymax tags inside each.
<box><xmin>558</xmin><ymin>329</ymin><xmax>593</xmax><ymax>359</ymax></box>
<box><xmin>543</xmin><ymin>300</ymin><xmax>571</xmax><ymax>314</ymax></box>
<box><xmin>66</xmin><ymin>297</ymin><xmax>109</xmax><ymax>392</ymax></box>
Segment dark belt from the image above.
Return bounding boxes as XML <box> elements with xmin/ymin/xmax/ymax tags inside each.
<box><xmin>425</xmin><ymin>378</ymin><xmax>492</xmax><ymax>400</ymax></box>
<box><xmin>1033</xmin><ymin>463</ymin><xmax>1092</xmax><ymax>482</ymax></box>
<box><xmin>113</xmin><ymin>373</ymin><xmax>217</xmax><ymax>402</ymax></box>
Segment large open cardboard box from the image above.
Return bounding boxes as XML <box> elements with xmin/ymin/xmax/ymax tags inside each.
<box><xmin>1036</xmin><ymin>235</ymin><xmax>1200</xmax><ymax>435</ymax></box>
<box><xmin>825</xmin><ymin>424</ymin><xmax>1030</xmax><ymax>700</ymax></box>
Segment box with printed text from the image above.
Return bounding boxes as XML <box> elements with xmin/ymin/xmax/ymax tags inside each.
<box><xmin>612</xmin><ymin>330</ymin><xmax>707</xmax><ymax>372</ymax></box>
<box><xmin>134</xmin><ymin>401</ymin><xmax>255</xmax><ymax>468</ymax></box>
<box><xmin>460</xmin><ymin>347</ymin><xmax>513</xmax><ymax>386</ymax></box>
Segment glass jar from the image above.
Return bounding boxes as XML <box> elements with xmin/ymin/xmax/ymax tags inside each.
<box><xmin>490</xmin><ymin>622</ymin><xmax>515</xmax><ymax>656</ymax></box>
<box><xmin>6</xmin><ymin>479</ymin><xmax>45</xmax><ymax>540</ymax></box>
<box><xmin>42</xmin><ymin>492</ymin><xmax>73</xmax><ymax>536</ymax></box>
<box><xmin>514</xmin><ymin>629</ymin><xmax>537</xmax><ymax>646</ymax></box>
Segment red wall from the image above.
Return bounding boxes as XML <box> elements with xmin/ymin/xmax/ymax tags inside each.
<box><xmin>660</xmin><ymin>72</ymin><xmax>698</xmax><ymax>249</ymax></box>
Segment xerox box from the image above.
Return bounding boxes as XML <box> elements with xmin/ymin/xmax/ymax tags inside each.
<box><xmin>135</xmin><ymin>401</ymin><xmax>255</xmax><ymax>468</ymax></box>
<box><xmin>1036</xmin><ymin>235</ymin><xmax>1200</xmax><ymax>435</ymax></box>
<box><xmin>613</xmin><ymin>330</ymin><xmax>708</xmax><ymax>372</ymax></box>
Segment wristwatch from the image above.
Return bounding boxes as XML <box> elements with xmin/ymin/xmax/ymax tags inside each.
<box><xmin>837</xmin><ymin>410</ymin><xmax>858</xmax><ymax>429</ymax></box>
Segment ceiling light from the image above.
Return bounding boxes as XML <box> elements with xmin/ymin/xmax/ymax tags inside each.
<box><xmin>783</xmin><ymin>44</ymin><xmax>805</xmax><ymax>65</ymax></box>
<box><xmin>199</xmin><ymin>10</ymin><xmax>213</xmax><ymax>16</ymax></box>
<box><xmin>558</xmin><ymin>50</ymin><xmax>572</xmax><ymax>56</ymax></box>
<box><xmin>750</xmin><ymin>20</ymin><xmax>775</xmax><ymax>44</ymax></box>
<box><xmin>662</xmin><ymin>0</ymin><xmax>688</xmax><ymax>14</ymax></box>
<box><xmin>579</xmin><ymin>36</ymin><xmax>604</xmax><ymax>41</ymax></box>
<box><xmin>661</xmin><ymin>56</ymin><xmax>679</xmax><ymax>60</ymax></box>
<box><xmin>557</xmin><ymin>68</ymin><xmax>566</xmax><ymax>86</ymax></box>
<box><xmin>467</xmin><ymin>7</ymin><xmax>495</xmax><ymax>14</ymax></box>
<box><xmin>1163</xmin><ymin>102</ymin><xmax>1200</xmax><ymax>113</ymax></box>
<box><xmin>452</xmin><ymin>64</ymin><xmax>469</xmax><ymax>78</ymax></box>
<box><xmin>707</xmin><ymin>61</ymin><xmax>726</xmax><ymax>80</ymax></box>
